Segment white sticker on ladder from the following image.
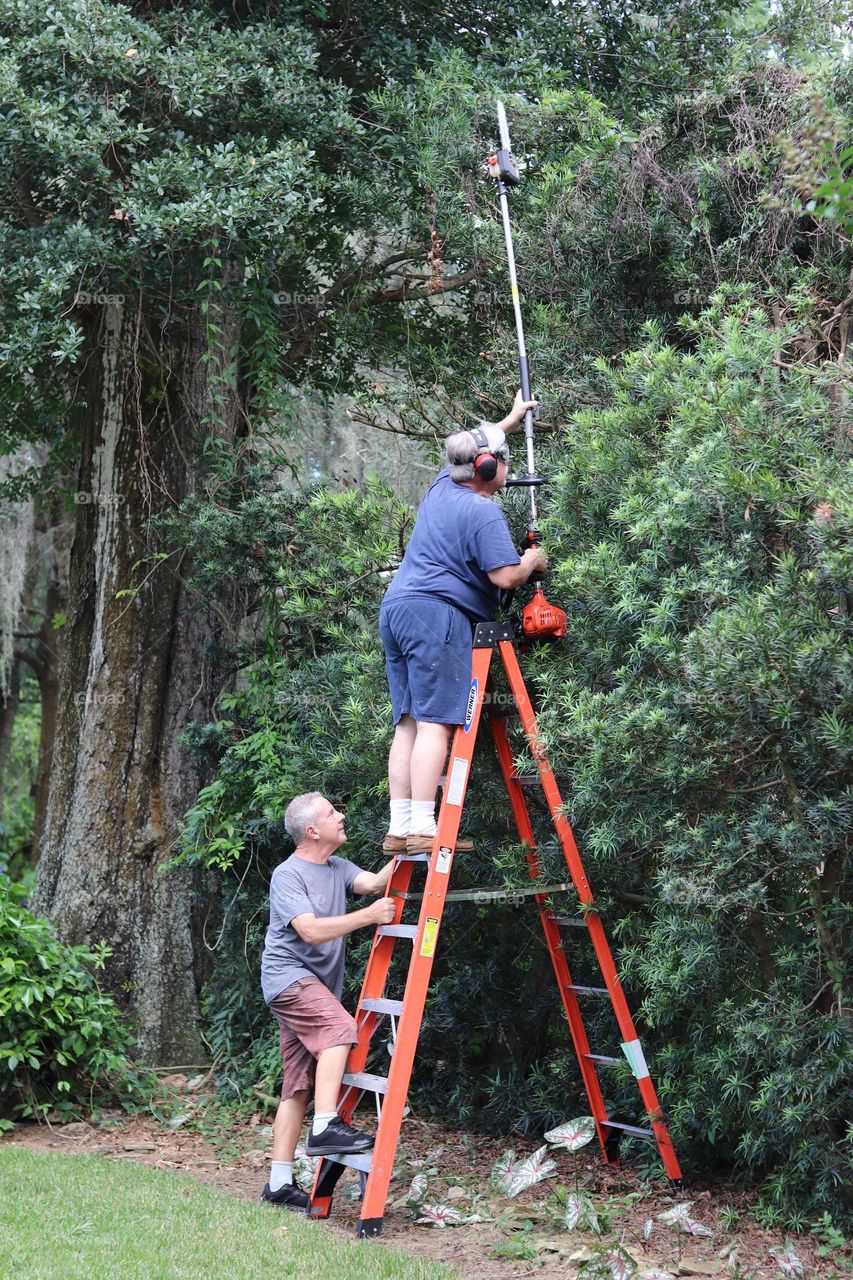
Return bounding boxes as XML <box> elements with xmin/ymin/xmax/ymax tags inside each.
<box><xmin>445</xmin><ymin>757</ymin><xmax>469</xmax><ymax>807</ymax></box>
<box><xmin>621</xmin><ymin>1039</ymin><xmax>650</xmax><ymax>1081</ymax></box>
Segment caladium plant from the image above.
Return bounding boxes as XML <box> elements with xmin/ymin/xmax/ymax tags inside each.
<box><xmin>416</xmin><ymin>1203</ymin><xmax>465</xmax><ymax>1227</ymax></box>
<box><xmin>544</xmin><ymin>1115</ymin><xmax>597</xmax><ymax>1152</ymax></box>
<box><xmin>579</xmin><ymin>1245</ymin><xmax>638</xmax><ymax>1279</ymax></box>
<box><xmin>490</xmin><ymin>1145</ymin><xmax>557</xmax><ymax>1197</ymax></box>
<box><xmin>416</xmin><ymin>1203</ymin><xmax>485</xmax><ymax>1228</ymax></box>
<box><xmin>565</xmin><ymin>1191</ymin><xmax>601</xmax><ymax>1233</ymax></box>
<box><xmin>657</xmin><ymin>1202</ymin><xmax>713</xmax><ymax>1236</ymax></box>
<box><xmin>770</xmin><ymin>1242</ymin><xmax>805</xmax><ymax>1278</ymax></box>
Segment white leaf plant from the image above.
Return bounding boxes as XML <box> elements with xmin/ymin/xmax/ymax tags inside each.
<box><xmin>770</xmin><ymin>1242</ymin><xmax>805</xmax><ymax>1278</ymax></box>
<box><xmin>489</xmin><ymin>1145</ymin><xmax>558</xmax><ymax>1198</ymax></box>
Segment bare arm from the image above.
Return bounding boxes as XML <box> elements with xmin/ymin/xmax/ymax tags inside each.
<box><xmin>488</xmin><ymin>546</ymin><xmax>548</xmax><ymax>590</ymax></box>
<box><xmin>291</xmin><ymin>895</ymin><xmax>395</xmax><ymax>946</ymax></box>
<box><xmin>351</xmin><ymin>859</ymin><xmax>395</xmax><ymax>897</ymax></box>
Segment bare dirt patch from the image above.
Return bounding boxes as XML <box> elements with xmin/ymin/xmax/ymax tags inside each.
<box><xmin>2</xmin><ymin>1099</ymin><xmax>847</xmax><ymax>1280</ymax></box>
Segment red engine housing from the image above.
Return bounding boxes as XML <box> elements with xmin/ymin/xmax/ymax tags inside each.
<box><xmin>521</xmin><ymin>586</ymin><xmax>567</xmax><ymax>640</ymax></box>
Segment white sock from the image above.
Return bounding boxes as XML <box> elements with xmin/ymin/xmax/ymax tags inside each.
<box><xmin>269</xmin><ymin>1160</ymin><xmax>292</xmax><ymax>1192</ymax></box>
<box><xmin>388</xmin><ymin>799</ymin><xmax>412</xmax><ymax>837</ymax></box>
<box><xmin>311</xmin><ymin>1111</ymin><xmax>337</xmax><ymax>1136</ymax></box>
<box><xmin>410</xmin><ymin>800</ymin><xmax>437</xmax><ymax>836</ymax></box>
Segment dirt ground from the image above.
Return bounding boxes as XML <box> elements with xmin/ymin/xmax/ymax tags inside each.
<box><xmin>3</xmin><ymin>1090</ymin><xmax>848</xmax><ymax>1280</ymax></box>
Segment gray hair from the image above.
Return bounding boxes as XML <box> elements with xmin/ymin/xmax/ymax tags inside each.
<box><xmin>284</xmin><ymin>791</ymin><xmax>325</xmax><ymax>844</ymax></box>
<box><xmin>445</xmin><ymin>422</ymin><xmax>509</xmax><ymax>482</ymax></box>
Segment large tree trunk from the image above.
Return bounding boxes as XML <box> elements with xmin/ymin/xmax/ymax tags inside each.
<box><xmin>34</xmin><ymin>294</ymin><xmax>241</xmax><ymax>1064</ymax></box>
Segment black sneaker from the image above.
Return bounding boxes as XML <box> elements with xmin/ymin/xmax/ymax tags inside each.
<box><xmin>260</xmin><ymin>1179</ymin><xmax>310</xmax><ymax>1211</ymax></box>
<box><xmin>305</xmin><ymin>1116</ymin><xmax>374</xmax><ymax>1156</ymax></box>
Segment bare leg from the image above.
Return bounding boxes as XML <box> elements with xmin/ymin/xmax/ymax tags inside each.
<box><xmin>272</xmin><ymin>1088</ymin><xmax>309</xmax><ymax>1162</ymax></box>
<box><xmin>388</xmin><ymin>715</ymin><xmax>417</xmax><ymax>799</ymax></box>
<box><xmin>313</xmin><ymin>1043</ymin><xmax>351</xmax><ymax>1113</ymax></box>
<box><xmin>410</xmin><ymin>721</ymin><xmax>453</xmax><ymax>802</ymax></box>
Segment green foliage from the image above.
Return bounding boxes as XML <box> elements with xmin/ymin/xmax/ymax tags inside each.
<box><xmin>0</xmin><ymin>877</ymin><xmax>142</xmax><ymax>1121</ymax></box>
<box><xmin>528</xmin><ymin>290</ymin><xmax>853</xmax><ymax>1223</ymax></box>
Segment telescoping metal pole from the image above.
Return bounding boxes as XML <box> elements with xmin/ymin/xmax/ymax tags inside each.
<box><xmin>490</xmin><ymin>100</ymin><xmax>538</xmax><ymax>525</ymax></box>
<box><xmin>488</xmin><ymin>102</ymin><xmax>567</xmax><ymax>641</ymax></box>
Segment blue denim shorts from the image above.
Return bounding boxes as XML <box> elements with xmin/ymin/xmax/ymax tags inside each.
<box><xmin>379</xmin><ymin>593</ymin><xmax>474</xmax><ymax>725</ymax></box>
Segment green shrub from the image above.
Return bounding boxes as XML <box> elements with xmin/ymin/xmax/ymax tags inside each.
<box><xmin>0</xmin><ymin>877</ymin><xmax>142</xmax><ymax>1122</ymax></box>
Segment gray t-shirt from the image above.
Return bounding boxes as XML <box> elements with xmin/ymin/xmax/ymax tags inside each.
<box><xmin>260</xmin><ymin>853</ymin><xmax>364</xmax><ymax>1004</ymax></box>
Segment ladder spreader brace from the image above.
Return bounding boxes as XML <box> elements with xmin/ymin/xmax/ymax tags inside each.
<box><xmin>309</xmin><ymin>622</ymin><xmax>684</xmax><ymax>1236</ymax></box>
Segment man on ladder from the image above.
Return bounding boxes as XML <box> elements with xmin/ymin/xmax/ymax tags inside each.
<box><xmin>379</xmin><ymin>394</ymin><xmax>548</xmax><ymax>855</ymax></box>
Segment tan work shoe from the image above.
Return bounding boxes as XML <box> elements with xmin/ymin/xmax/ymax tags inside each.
<box><xmin>382</xmin><ymin>834</ymin><xmax>409</xmax><ymax>854</ymax></box>
<box><xmin>406</xmin><ymin>834</ymin><xmax>474</xmax><ymax>853</ymax></box>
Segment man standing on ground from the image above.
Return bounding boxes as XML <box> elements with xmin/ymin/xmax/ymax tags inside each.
<box><xmin>260</xmin><ymin>791</ymin><xmax>395</xmax><ymax>1210</ymax></box>
<box><xmin>379</xmin><ymin>392</ymin><xmax>548</xmax><ymax>854</ymax></box>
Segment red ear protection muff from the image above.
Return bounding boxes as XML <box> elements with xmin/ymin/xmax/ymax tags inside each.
<box><xmin>471</xmin><ymin>426</ymin><xmax>499</xmax><ymax>482</ymax></box>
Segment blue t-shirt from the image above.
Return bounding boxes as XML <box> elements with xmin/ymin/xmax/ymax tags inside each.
<box><xmin>385</xmin><ymin>467</ymin><xmax>520</xmax><ymax>621</ymax></box>
<box><xmin>260</xmin><ymin>853</ymin><xmax>364</xmax><ymax>1004</ymax></box>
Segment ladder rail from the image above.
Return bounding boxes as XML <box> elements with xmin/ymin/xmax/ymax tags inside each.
<box><xmin>356</xmin><ymin>642</ymin><xmax>496</xmax><ymax>1233</ymax></box>
<box><xmin>490</xmin><ymin>713</ymin><xmax>618</xmax><ymax>1167</ymax></box>
<box><xmin>498</xmin><ymin>640</ymin><xmax>683</xmax><ymax>1183</ymax></box>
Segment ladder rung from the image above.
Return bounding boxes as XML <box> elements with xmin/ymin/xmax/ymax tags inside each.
<box><xmin>324</xmin><ymin>1151</ymin><xmax>374</xmax><ymax>1172</ymax></box>
<box><xmin>601</xmin><ymin>1120</ymin><xmax>654</xmax><ymax>1138</ymax></box>
<box><xmin>555</xmin><ymin>916</ymin><xmax>588</xmax><ymax>928</ymax></box>
<box><xmin>360</xmin><ymin>997</ymin><xmax>404</xmax><ymax>1016</ymax></box>
<box><xmin>508</xmin><ymin>774</ymin><xmax>538</xmax><ymax>786</ymax></box>
<box><xmin>565</xmin><ymin>984</ymin><xmax>609</xmax><ymax>996</ymax></box>
<box><xmin>378</xmin><ymin>924</ymin><xmax>418</xmax><ymax>940</ymax></box>
<box><xmin>584</xmin><ymin>1053</ymin><xmax>621</xmax><ymax>1065</ymax></box>
<box><xmin>394</xmin><ymin>853</ymin><xmax>430</xmax><ymax>863</ymax></box>
<box><xmin>342</xmin><ymin>1071</ymin><xmax>389</xmax><ymax>1095</ymax></box>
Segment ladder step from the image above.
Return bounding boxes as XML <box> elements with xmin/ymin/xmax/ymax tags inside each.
<box><xmin>601</xmin><ymin>1120</ymin><xmax>654</xmax><ymax>1139</ymax></box>
<box><xmin>360</xmin><ymin>997</ymin><xmax>404</xmax><ymax>1016</ymax></box>
<box><xmin>378</xmin><ymin>924</ymin><xmax>418</xmax><ymax>940</ymax></box>
<box><xmin>324</xmin><ymin>1151</ymin><xmax>374</xmax><ymax>1173</ymax></box>
<box><xmin>508</xmin><ymin>774</ymin><xmax>538</xmax><ymax>786</ymax></box>
<box><xmin>555</xmin><ymin>915</ymin><xmax>588</xmax><ymax>928</ymax></box>
<box><xmin>565</xmin><ymin>984</ymin><xmax>609</xmax><ymax>995</ymax></box>
<box><xmin>395</xmin><ymin>853</ymin><xmax>430</xmax><ymax>863</ymax></box>
<box><xmin>584</xmin><ymin>1053</ymin><xmax>621</xmax><ymax>1065</ymax></box>
<box><xmin>342</xmin><ymin>1071</ymin><xmax>389</xmax><ymax>1095</ymax></box>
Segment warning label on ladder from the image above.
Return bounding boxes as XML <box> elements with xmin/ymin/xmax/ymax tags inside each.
<box><xmin>420</xmin><ymin>917</ymin><xmax>439</xmax><ymax>957</ymax></box>
<box><xmin>446</xmin><ymin>757</ymin><xmax>469</xmax><ymax>806</ymax></box>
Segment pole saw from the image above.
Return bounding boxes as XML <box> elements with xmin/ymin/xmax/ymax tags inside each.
<box><xmin>487</xmin><ymin>101</ymin><xmax>567</xmax><ymax>641</ymax></box>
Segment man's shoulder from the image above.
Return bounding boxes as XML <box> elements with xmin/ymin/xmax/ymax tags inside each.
<box><xmin>431</xmin><ymin>470</ymin><xmax>498</xmax><ymax>516</ymax></box>
<box><xmin>327</xmin><ymin>854</ymin><xmax>362</xmax><ymax>879</ymax></box>
<box><xmin>270</xmin><ymin>855</ymin><xmax>308</xmax><ymax>884</ymax></box>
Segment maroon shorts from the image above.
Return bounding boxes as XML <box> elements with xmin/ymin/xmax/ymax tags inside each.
<box><xmin>268</xmin><ymin>978</ymin><xmax>358</xmax><ymax>1101</ymax></box>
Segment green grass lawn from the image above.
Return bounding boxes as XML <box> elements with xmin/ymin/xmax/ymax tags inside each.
<box><xmin>0</xmin><ymin>1148</ymin><xmax>458</xmax><ymax>1280</ymax></box>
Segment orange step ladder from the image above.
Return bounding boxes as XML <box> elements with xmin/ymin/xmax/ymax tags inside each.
<box><xmin>309</xmin><ymin>620</ymin><xmax>683</xmax><ymax>1236</ymax></box>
